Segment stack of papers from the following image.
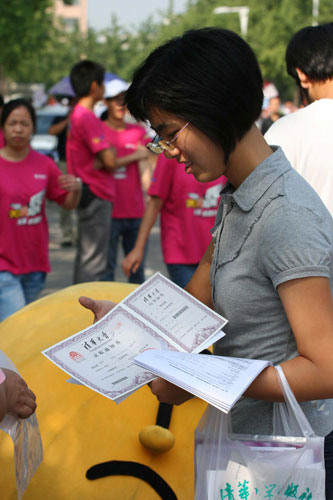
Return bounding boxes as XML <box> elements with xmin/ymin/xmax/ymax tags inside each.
<box><xmin>42</xmin><ymin>273</ymin><xmax>228</xmax><ymax>403</ymax></box>
<box><xmin>134</xmin><ymin>350</ymin><xmax>271</xmax><ymax>413</ymax></box>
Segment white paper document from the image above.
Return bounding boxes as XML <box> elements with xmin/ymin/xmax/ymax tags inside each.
<box><xmin>134</xmin><ymin>350</ymin><xmax>271</xmax><ymax>412</ymax></box>
<box><xmin>42</xmin><ymin>273</ymin><xmax>227</xmax><ymax>403</ymax></box>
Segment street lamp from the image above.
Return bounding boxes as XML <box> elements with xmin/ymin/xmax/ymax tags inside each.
<box><xmin>213</xmin><ymin>6</ymin><xmax>250</xmax><ymax>38</ymax></box>
<box><xmin>312</xmin><ymin>0</ymin><xmax>319</xmax><ymax>26</ymax></box>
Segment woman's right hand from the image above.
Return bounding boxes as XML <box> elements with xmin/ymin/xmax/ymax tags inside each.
<box><xmin>134</xmin><ymin>145</ymin><xmax>150</xmax><ymax>162</ymax></box>
<box><xmin>122</xmin><ymin>248</ymin><xmax>144</xmax><ymax>278</ymax></box>
<box><xmin>78</xmin><ymin>296</ymin><xmax>117</xmax><ymax>323</ymax></box>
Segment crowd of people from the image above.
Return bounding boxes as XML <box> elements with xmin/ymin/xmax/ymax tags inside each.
<box><xmin>0</xmin><ymin>20</ymin><xmax>333</xmax><ymax>499</ymax></box>
<box><xmin>0</xmin><ymin>57</ymin><xmax>227</xmax><ymax>319</ymax></box>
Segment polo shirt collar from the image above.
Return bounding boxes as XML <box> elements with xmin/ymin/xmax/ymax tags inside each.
<box><xmin>222</xmin><ymin>147</ymin><xmax>291</xmax><ymax>212</ymax></box>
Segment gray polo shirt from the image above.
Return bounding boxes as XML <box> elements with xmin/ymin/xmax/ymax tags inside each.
<box><xmin>211</xmin><ymin>147</ymin><xmax>333</xmax><ymax>436</ymax></box>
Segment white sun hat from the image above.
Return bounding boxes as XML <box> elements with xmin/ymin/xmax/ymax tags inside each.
<box><xmin>104</xmin><ymin>79</ymin><xmax>130</xmax><ymax>98</ymax></box>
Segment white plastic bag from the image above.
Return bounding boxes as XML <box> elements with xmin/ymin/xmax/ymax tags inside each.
<box><xmin>0</xmin><ymin>351</ymin><xmax>43</xmax><ymax>500</ymax></box>
<box><xmin>194</xmin><ymin>365</ymin><xmax>325</xmax><ymax>500</ymax></box>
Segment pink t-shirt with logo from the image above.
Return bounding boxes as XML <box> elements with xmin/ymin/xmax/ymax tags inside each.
<box><xmin>103</xmin><ymin>123</ymin><xmax>149</xmax><ymax>218</ymax></box>
<box><xmin>0</xmin><ymin>148</ymin><xmax>68</xmax><ymax>274</ymax></box>
<box><xmin>67</xmin><ymin>104</ymin><xmax>115</xmax><ymax>202</ymax></box>
<box><xmin>148</xmin><ymin>155</ymin><xmax>227</xmax><ymax>264</ymax></box>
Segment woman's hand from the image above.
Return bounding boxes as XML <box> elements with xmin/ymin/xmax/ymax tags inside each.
<box><xmin>148</xmin><ymin>377</ymin><xmax>193</xmax><ymax>405</ymax></box>
<box><xmin>1</xmin><ymin>369</ymin><xmax>37</xmax><ymax>420</ymax></box>
<box><xmin>133</xmin><ymin>145</ymin><xmax>150</xmax><ymax>162</ymax></box>
<box><xmin>79</xmin><ymin>296</ymin><xmax>117</xmax><ymax>323</ymax></box>
<box><xmin>122</xmin><ymin>248</ymin><xmax>144</xmax><ymax>277</ymax></box>
<box><xmin>58</xmin><ymin>174</ymin><xmax>81</xmax><ymax>193</ymax></box>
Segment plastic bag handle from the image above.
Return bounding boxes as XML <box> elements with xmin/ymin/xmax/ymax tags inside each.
<box><xmin>275</xmin><ymin>365</ymin><xmax>315</xmax><ymax>438</ymax></box>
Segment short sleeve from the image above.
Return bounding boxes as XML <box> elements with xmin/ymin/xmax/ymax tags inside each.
<box><xmin>81</xmin><ymin>113</ymin><xmax>110</xmax><ymax>154</ymax></box>
<box><xmin>264</xmin><ymin>116</ymin><xmax>299</xmax><ymax>167</ymax></box>
<box><xmin>45</xmin><ymin>158</ymin><xmax>67</xmax><ymax>205</ymax></box>
<box><xmin>259</xmin><ymin>205</ymin><xmax>332</xmax><ymax>289</ymax></box>
<box><xmin>148</xmin><ymin>155</ymin><xmax>174</xmax><ymax>201</ymax></box>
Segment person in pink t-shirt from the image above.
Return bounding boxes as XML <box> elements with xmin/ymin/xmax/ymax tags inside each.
<box><xmin>0</xmin><ymin>99</ymin><xmax>81</xmax><ymax>321</ymax></box>
<box><xmin>123</xmin><ymin>155</ymin><xmax>226</xmax><ymax>288</ymax></box>
<box><xmin>67</xmin><ymin>60</ymin><xmax>117</xmax><ymax>284</ymax></box>
<box><xmin>0</xmin><ymin>94</ymin><xmax>5</xmax><ymax>149</ymax></box>
<box><xmin>100</xmin><ymin>79</ymin><xmax>152</xmax><ymax>284</ymax></box>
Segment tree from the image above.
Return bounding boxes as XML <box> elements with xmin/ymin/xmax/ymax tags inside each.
<box><xmin>3</xmin><ymin>0</ymin><xmax>333</xmax><ymax>102</ymax></box>
<box><xmin>0</xmin><ymin>0</ymin><xmax>53</xmax><ymax>89</ymax></box>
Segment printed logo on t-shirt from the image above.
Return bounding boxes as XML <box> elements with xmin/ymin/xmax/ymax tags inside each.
<box><xmin>114</xmin><ymin>166</ymin><xmax>127</xmax><ymax>180</ymax></box>
<box><xmin>124</xmin><ymin>143</ymin><xmax>137</xmax><ymax>150</ymax></box>
<box><xmin>186</xmin><ymin>184</ymin><xmax>222</xmax><ymax>218</ymax></box>
<box><xmin>92</xmin><ymin>136</ymin><xmax>104</xmax><ymax>144</ymax></box>
<box><xmin>8</xmin><ymin>189</ymin><xmax>45</xmax><ymax>226</ymax></box>
<box><xmin>34</xmin><ymin>173</ymin><xmax>47</xmax><ymax>180</ymax></box>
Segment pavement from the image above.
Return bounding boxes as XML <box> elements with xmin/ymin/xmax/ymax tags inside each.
<box><xmin>42</xmin><ymin>202</ymin><xmax>166</xmax><ymax>298</ymax></box>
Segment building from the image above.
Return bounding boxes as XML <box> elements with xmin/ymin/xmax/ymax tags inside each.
<box><xmin>54</xmin><ymin>0</ymin><xmax>88</xmax><ymax>34</ymax></box>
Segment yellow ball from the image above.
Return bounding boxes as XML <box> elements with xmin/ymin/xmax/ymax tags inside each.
<box><xmin>139</xmin><ymin>425</ymin><xmax>175</xmax><ymax>453</ymax></box>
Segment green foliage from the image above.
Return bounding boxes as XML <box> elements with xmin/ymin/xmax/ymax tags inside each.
<box><xmin>0</xmin><ymin>0</ymin><xmax>53</xmax><ymax>77</ymax></box>
<box><xmin>2</xmin><ymin>0</ymin><xmax>333</xmax><ymax>100</ymax></box>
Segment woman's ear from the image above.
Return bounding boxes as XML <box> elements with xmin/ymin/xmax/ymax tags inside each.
<box><xmin>296</xmin><ymin>68</ymin><xmax>311</xmax><ymax>89</ymax></box>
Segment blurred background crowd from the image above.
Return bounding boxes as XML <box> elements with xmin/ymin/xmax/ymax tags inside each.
<box><xmin>0</xmin><ymin>0</ymin><xmax>332</xmax><ymax>322</ymax></box>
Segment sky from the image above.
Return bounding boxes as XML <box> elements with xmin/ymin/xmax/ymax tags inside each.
<box><xmin>88</xmin><ymin>0</ymin><xmax>189</xmax><ymax>31</ymax></box>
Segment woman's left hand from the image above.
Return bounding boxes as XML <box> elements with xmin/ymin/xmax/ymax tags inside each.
<box><xmin>58</xmin><ymin>174</ymin><xmax>81</xmax><ymax>192</ymax></box>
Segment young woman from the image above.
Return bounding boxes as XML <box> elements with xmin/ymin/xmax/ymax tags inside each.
<box><xmin>100</xmin><ymin>79</ymin><xmax>151</xmax><ymax>284</ymax></box>
<box><xmin>80</xmin><ymin>28</ymin><xmax>333</xmax><ymax>495</ymax></box>
<box><xmin>0</xmin><ymin>98</ymin><xmax>81</xmax><ymax>321</ymax></box>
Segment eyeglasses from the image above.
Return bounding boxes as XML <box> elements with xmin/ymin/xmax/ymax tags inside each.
<box><xmin>146</xmin><ymin>122</ymin><xmax>190</xmax><ymax>154</ymax></box>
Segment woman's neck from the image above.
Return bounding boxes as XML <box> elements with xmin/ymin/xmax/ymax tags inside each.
<box><xmin>225</xmin><ymin>125</ymin><xmax>273</xmax><ymax>188</ymax></box>
<box><xmin>106</xmin><ymin>116</ymin><xmax>126</xmax><ymax>131</ymax></box>
<box><xmin>0</xmin><ymin>145</ymin><xmax>30</xmax><ymax>162</ymax></box>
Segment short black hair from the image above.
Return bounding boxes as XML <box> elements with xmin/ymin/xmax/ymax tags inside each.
<box><xmin>70</xmin><ymin>60</ymin><xmax>105</xmax><ymax>98</ymax></box>
<box><xmin>1</xmin><ymin>98</ymin><xmax>36</xmax><ymax>132</ymax></box>
<box><xmin>286</xmin><ymin>23</ymin><xmax>333</xmax><ymax>84</ymax></box>
<box><xmin>0</xmin><ymin>94</ymin><xmax>4</xmax><ymax>108</ymax></box>
<box><xmin>126</xmin><ymin>27</ymin><xmax>263</xmax><ymax>161</ymax></box>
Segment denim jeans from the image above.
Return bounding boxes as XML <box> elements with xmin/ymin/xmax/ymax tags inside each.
<box><xmin>102</xmin><ymin>218</ymin><xmax>146</xmax><ymax>284</ymax></box>
<box><xmin>325</xmin><ymin>431</ymin><xmax>333</xmax><ymax>499</ymax></box>
<box><xmin>166</xmin><ymin>263</ymin><xmax>198</xmax><ymax>289</ymax></box>
<box><xmin>0</xmin><ymin>271</ymin><xmax>46</xmax><ymax>321</ymax></box>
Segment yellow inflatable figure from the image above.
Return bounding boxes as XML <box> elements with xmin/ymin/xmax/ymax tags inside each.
<box><xmin>0</xmin><ymin>282</ymin><xmax>207</xmax><ymax>500</ymax></box>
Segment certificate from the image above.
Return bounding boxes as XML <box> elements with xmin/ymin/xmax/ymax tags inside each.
<box><xmin>43</xmin><ymin>273</ymin><xmax>227</xmax><ymax>402</ymax></box>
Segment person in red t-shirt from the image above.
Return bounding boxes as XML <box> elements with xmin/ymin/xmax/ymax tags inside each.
<box><xmin>0</xmin><ymin>99</ymin><xmax>81</xmax><ymax>321</ymax></box>
<box><xmin>100</xmin><ymin>79</ymin><xmax>152</xmax><ymax>283</ymax></box>
<box><xmin>0</xmin><ymin>93</ymin><xmax>5</xmax><ymax>149</ymax></box>
<box><xmin>67</xmin><ymin>60</ymin><xmax>117</xmax><ymax>283</ymax></box>
<box><xmin>123</xmin><ymin>155</ymin><xmax>226</xmax><ymax>288</ymax></box>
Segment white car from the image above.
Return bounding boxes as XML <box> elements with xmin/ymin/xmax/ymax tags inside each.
<box><xmin>31</xmin><ymin>104</ymin><xmax>68</xmax><ymax>161</ymax></box>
